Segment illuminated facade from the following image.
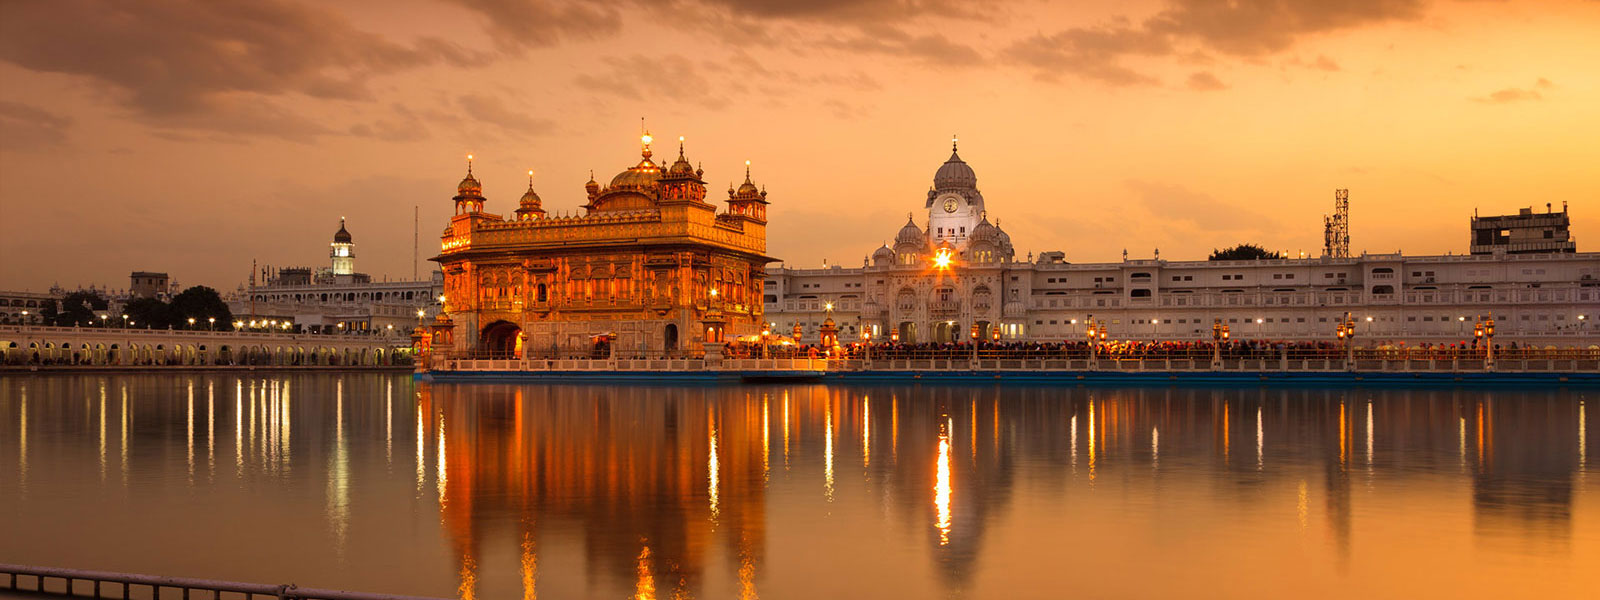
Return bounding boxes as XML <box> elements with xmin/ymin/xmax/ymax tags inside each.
<box><xmin>764</xmin><ymin>143</ymin><xmax>1600</xmax><ymax>346</ymax></box>
<box><xmin>431</xmin><ymin>134</ymin><xmax>775</xmax><ymax>358</ymax></box>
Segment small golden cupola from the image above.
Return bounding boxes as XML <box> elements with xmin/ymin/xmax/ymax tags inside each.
<box><xmin>515</xmin><ymin>170</ymin><xmax>546</xmax><ymax>220</ymax></box>
<box><xmin>587</xmin><ymin>133</ymin><xmax>664</xmax><ymax>214</ymax></box>
<box><xmin>453</xmin><ymin>154</ymin><xmax>486</xmax><ymax>214</ymax></box>
<box><xmin>725</xmin><ymin>160</ymin><xmax>769</xmax><ymax>222</ymax></box>
<box><xmin>659</xmin><ymin>136</ymin><xmax>708</xmax><ymax>204</ymax></box>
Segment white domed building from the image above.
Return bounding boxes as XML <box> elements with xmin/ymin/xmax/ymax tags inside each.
<box><xmin>760</xmin><ymin>142</ymin><xmax>1598</xmax><ymax>346</ymax></box>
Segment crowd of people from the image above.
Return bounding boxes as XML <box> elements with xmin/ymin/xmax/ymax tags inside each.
<box><xmin>717</xmin><ymin>338</ymin><xmax>1596</xmax><ymax>361</ymax></box>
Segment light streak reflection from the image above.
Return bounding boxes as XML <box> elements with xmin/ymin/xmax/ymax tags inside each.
<box><xmin>934</xmin><ymin>417</ymin><xmax>952</xmax><ymax>546</ymax></box>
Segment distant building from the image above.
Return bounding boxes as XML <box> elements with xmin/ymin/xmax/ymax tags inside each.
<box><xmin>1471</xmin><ymin>204</ymin><xmax>1576</xmax><ymax>255</ymax></box>
<box><xmin>0</xmin><ymin>291</ymin><xmax>55</xmax><ymax>324</ymax></box>
<box><xmin>129</xmin><ymin>271</ymin><xmax>171</xmax><ymax>299</ymax></box>
<box><xmin>760</xmin><ymin>143</ymin><xmax>1599</xmax><ymax>346</ymax></box>
<box><xmin>230</xmin><ymin>219</ymin><xmax>441</xmax><ymax>334</ymax></box>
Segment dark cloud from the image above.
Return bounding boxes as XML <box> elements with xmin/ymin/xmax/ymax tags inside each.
<box><xmin>0</xmin><ymin>0</ymin><xmax>481</xmax><ymax>136</ymax></box>
<box><xmin>693</xmin><ymin>0</ymin><xmax>996</xmax><ymax>22</ymax></box>
<box><xmin>443</xmin><ymin>0</ymin><xmax>623</xmax><ymax>53</ymax></box>
<box><xmin>1003</xmin><ymin>24</ymin><xmax>1171</xmax><ymax>85</ymax></box>
<box><xmin>1006</xmin><ymin>0</ymin><xmax>1422</xmax><ymax>84</ymax></box>
<box><xmin>1186</xmin><ymin>71</ymin><xmax>1227</xmax><ymax>91</ymax></box>
<box><xmin>0</xmin><ymin>101</ymin><xmax>74</xmax><ymax>148</ymax></box>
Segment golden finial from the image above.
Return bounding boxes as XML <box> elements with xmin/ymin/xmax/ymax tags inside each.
<box><xmin>952</xmin><ymin>135</ymin><xmax>958</xmax><ymax>152</ymax></box>
<box><xmin>744</xmin><ymin>159</ymin><xmax>752</xmax><ymax>182</ymax></box>
<box><xmin>466</xmin><ymin>153</ymin><xmax>474</xmax><ymax>175</ymax></box>
<box><xmin>527</xmin><ymin>169</ymin><xmax>534</xmax><ymax>188</ymax></box>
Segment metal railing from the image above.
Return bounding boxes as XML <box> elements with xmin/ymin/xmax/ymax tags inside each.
<box><xmin>0</xmin><ymin>563</ymin><xmax>447</xmax><ymax>600</ymax></box>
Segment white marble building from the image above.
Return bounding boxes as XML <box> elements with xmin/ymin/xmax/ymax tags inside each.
<box><xmin>763</xmin><ymin>145</ymin><xmax>1599</xmax><ymax>347</ymax></box>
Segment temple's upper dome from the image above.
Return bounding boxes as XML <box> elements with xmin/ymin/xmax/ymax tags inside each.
<box><xmin>457</xmin><ymin>173</ymin><xmax>481</xmax><ymax>196</ymax></box>
<box><xmin>934</xmin><ymin>149</ymin><xmax>976</xmax><ymax>189</ymax></box>
<box><xmin>609</xmin><ymin>159</ymin><xmax>661</xmax><ymax>189</ymax></box>
<box><xmin>333</xmin><ymin>219</ymin><xmax>352</xmax><ymax>243</ymax></box>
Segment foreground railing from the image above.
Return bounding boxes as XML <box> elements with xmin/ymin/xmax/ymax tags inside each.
<box><xmin>0</xmin><ymin>563</ymin><xmax>446</xmax><ymax>600</ymax></box>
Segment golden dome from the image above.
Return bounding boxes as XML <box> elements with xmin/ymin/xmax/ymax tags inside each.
<box><xmin>609</xmin><ymin>159</ymin><xmax>661</xmax><ymax>189</ymax></box>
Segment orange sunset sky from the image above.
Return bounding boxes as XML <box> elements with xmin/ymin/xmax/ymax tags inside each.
<box><xmin>1</xmin><ymin>0</ymin><xmax>1596</xmax><ymax>292</ymax></box>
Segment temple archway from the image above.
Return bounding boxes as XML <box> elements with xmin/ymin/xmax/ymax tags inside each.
<box><xmin>663</xmin><ymin>323</ymin><xmax>679</xmax><ymax>357</ymax></box>
<box><xmin>480</xmin><ymin>320</ymin><xmax>523</xmax><ymax>359</ymax></box>
<box><xmin>896</xmin><ymin>321</ymin><xmax>917</xmax><ymax>344</ymax></box>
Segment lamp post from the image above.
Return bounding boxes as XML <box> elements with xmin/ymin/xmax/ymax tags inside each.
<box><xmin>1337</xmin><ymin>311</ymin><xmax>1357</xmax><ymax>369</ymax></box>
<box><xmin>187</xmin><ymin>317</ymin><xmax>196</xmax><ymax>330</ymax></box>
<box><xmin>861</xmin><ymin>329</ymin><xmax>871</xmax><ymax>364</ymax></box>
<box><xmin>970</xmin><ymin>322</ymin><xmax>980</xmax><ymax>363</ymax></box>
<box><xmin>208</xmin><ymin>317</ymin><xmax>215</xmax><ymax>331</ymax></box>
<box><xmin>122</xmin><ymin>314</ymin><xmax>129</xmax><ymax>328</ymax></box>
<box><xmin>100</xmin><ymin>314</ymin><xmax>108</xmax><ymax>327</ymax></box>
<box><xmin>1476</xmin><ymin>314</ymin><xmax>1496</xmax><ymax>370</ymax></box>
<box><xmin>1211</xmin><ymin>319</ymin><xmax>1225</xmax><ymax>369</ymax></box>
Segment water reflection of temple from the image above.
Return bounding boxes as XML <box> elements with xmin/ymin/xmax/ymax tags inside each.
<box><xmin>420</xmin><ymin>384</ymin><xmax>767</xmax><ymax>599</ymax></box>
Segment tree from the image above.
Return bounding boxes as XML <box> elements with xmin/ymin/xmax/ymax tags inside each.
<box><xmin>124</xmin><ymin>297</ymin><xmax>175</xmax><ymax>329</ymax></box>
<box><xmin>47</xmin><ymin>291</ymin><xmax>108</xmax><ymax>326</ymax></box>
<box><xmin>1208</xmin><ymin>244</ymin><xmax>1283</xmax><ymax>261</ymax></box>
<box><xmin>169</xmin><ymin>286</ymin><xmax>233</xmax><ymax>329</ymax></box>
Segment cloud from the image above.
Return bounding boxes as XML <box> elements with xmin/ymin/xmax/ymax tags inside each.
<box><xmin>575</xmin><ymin>55</ymin><xmax>730</xmax><ymax>108</ymax></box>
<box><xmin>1125</xmin><ymin>179</ymin><xmax>1277</xmax><ymax>233</ymax></box>
<box><xmin>1006</xmin><ymin>0</ymin><xmax>1422</xmax><ymax>84</ymax></box>
<box><xmin>824</xmin><ymin>25</ymin><xmax>983</xmax><ymax>67</ymax></box>
<box><xmin>457</xmin><ymin>94</ymin><xmax>557</xmax><ymax>135</ymax></box>
<box><xmin>0</xmin><ymin>0</ymin><xmax>481</xmax><ymax>136</ymax></box>
<box><xmin>1473</xmin><ymin>78</ymin><xmax>1554</xmax><ymax>104</ymax></box>
<box><xmin>0</xmin><ymin>101</ymin><xmax>73</xmax><ymax>148</ymax></box>
<box><xmin>443</xmin><ymin>0</ymin><xmax>623</xmax><ymax>53</ymax></box>
<box><xmin>1186</xmin><ymin>71</ymin><xmax>1227</xmax><ymax>91</ymax></box>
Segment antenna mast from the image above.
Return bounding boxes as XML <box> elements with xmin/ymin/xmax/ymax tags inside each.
<box><xmin>1323</xmin><ymin>189</ymin><xmax>1350</xmax><ymax>258</ymax></box>
<box><xmin>413</xmin><ymin>205</ymin><xmax>419</xmax><ymax>280</ymax></box>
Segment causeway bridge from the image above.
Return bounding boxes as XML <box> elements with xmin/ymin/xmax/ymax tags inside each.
<box><xmin>0</xmin><ymin>325</ymin><xmax>413</xmax><ymax>367</ymax></box>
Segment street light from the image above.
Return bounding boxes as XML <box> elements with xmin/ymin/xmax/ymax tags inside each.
<box><xmin>100</xmin><ymin>314</ymin><xmax>108</xmax><ymax>327</ymax></box>
<box><xmin>208</xmin><ymin>317</ymin><xmax>215</xmax><ymax>330</ymax></box>
<box><xmin>122</xmin><ymin>314</ymin><xmax>129</xmax><ymax>328</ymax></box>
<box><xmin>187</xmin><ymin>317</ymin><xmax>196</xmax><ymax>329</ymax></box>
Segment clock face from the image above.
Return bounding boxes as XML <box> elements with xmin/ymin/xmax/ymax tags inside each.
<box><xmin>942</xmin><ymin>197</ymin><xmax>958</xmax><ymax>213</ymax></box>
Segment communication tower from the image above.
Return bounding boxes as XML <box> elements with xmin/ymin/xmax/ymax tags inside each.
<box><xmin>1323</xmin><ymin>189</ymin><xmax>1350</xmax><ymax>258</ymax></box>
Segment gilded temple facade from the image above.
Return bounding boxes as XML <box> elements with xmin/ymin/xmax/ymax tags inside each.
<box><xmin>431</xmin><ymin>134</ymin><xmax>775</xmax><ymax>358</ymax></box>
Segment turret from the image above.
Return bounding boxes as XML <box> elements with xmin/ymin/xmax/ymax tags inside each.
<box><xmin>725</xmin><ymin>160</ymin><xmax>769</xmax><ymax>223</ymax></box>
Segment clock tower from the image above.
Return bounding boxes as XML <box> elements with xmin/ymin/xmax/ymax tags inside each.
<box><xmin>924</xmin><ymin>138</ymin><xmax>985</xmax><ymax>250</ymax></box>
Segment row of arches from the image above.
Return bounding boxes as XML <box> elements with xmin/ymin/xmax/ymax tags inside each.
<box><xmin>0</xmin><ymin>340</ymin><xmax>409</xmax><ymax>367</ymax></box>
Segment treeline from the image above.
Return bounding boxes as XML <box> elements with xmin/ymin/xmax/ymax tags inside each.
<box><xmin>42</xmin><ymin>286</ymin><xmax>234</xmax><ymax>329</ymax></box>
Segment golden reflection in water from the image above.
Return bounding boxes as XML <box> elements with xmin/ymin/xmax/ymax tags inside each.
<box><xmin>1069</xmin><ymin>414</ymin><xmax>1078</xmax><ymax>468</ymax></box>
<box><xmin>520</xmin><ymin>530</ymin><xmax>537</xmax><ymax>600</ymax></box>
<box><xmin>1222</xmin><ymin>401</ymin><xmax>1230</xmax><ymax>463</ymax></box>
<box><xmin>207</xmin><ymin>380</ymin><xmax>215</xmax><ymax>476</ymax></box>
<box><xmin>824</xmin><ymin>399</ymin><xmax>834</xmax><ymax>503</ymax></box>
<box><xmin>437</xmin><ymin>412</ymin><xmax>448</xmax><ymax>508</ymax></box>
<box><xmin>1338</xmin><ymin>402</ymin><xmax>1348</xmax><ymax>469</ymax></box>
<box><xmin>1257</xmin><ymin>405</ymin><xmax>1264</xmax><ymax>471</ymax></box>
<box><xmin>98</xmin><ymin>382</ymin><xmax>106</xmax><ymax>480</ymax></box>
<box><xmin>1459</xmin><ymin>416</ymin><xmax>1467</xmax><ymax>470</ymax></box>
<box><xmin>282</xmin><ymin>381</ymin><xmax>292</xmax><ymax>469</ymax></box>
<box><xmin>330</xmin><ymin>379</ymin><xmax>350</xmax><ymax>554</ymax></box>
<box><xmin>17</xmin><ymin>386</ymin><xmax>25</xmax><ymax>489</ymax></box>
<box><xmin>934</xmin><ymin>416</ymin><xmax>953</xmax><ymax>546</ymax></box>
<box><xmin>782</xmin><ymin>393</ymin><xmax>790</xmax><ymax>470</ymax></box>
<box><xmin>248</xmin><ymin>380</ymin><xmax>257</xmax><ymax>461</ymax></box>
<box><xmin>1151</xmin><ymin>426</ymin><xmax>1159</xmax><ymax>468</ymax></box>
<box><xmin>187</xmin><ymin>380</ymin><xmax>194</xmax><ymax>483</ymax></box>
<box><xmin>635</xmin><ymin>545</ymin><xmax>657</xmax><ymax>600</ymax></box>
<box><xmin>120</xmin><ymin>384</ymin><xmax>128</xmax><ymax>483</ymax></box>
<box><xmin>1297</xmin><ymin>480</ymin><xmax>1309</xmax><ymax>530</ymax></box>
<box><xmin>737</xmin><ymin>544</ymin><xmax>757</xmax><ymax>600</ymax></box>
<box><xmin>1087</xmin><ymin>399</ymin><xmax>1096</xmax><ymax>482</ymax></box>
<box><xmin>761</xmin><ymin>396</ymin><xmax>769</xmax><ymax>482</ymax></box>
<box><xmin>458</xmin><ymin>551</ymin><xmax>478</xmax><ymax>600</ymax></box>
<box><xmin>417</xmin><ymin>403</ymin><xmax>426</xmax><ymax>494</ymax></box>
<box><xmin>234</xmin><ymin>380</ymin><xmax>243</xmax><ymax>475</ymax></box>
<box><xmin>891</xmin><ymin>395</ymin><xmax>899</xmax><ymax>465</ymax></box>
<box><xmin>710</xmin><ymin>418</ymin><xmax>721</xmax><ymax>521</ymax></box>
<box><xmin>386</xmin><ymin>379</ymin><xmax>393</xmax><ymax>467</ymax></box>
<box><xmin>1578</xmin><ymin>402</ymin><xmax>1586</xmax><ymax>471</ymax></box>
<box><xmin>862</xmin><ymin>396</ymin><xmax>871</xmax><ymax>471</ymax></box>
<box><xmin>1366</xmin><ymin>402</ymin><xmax>1374</xmax><ymax>467</ymax></box>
